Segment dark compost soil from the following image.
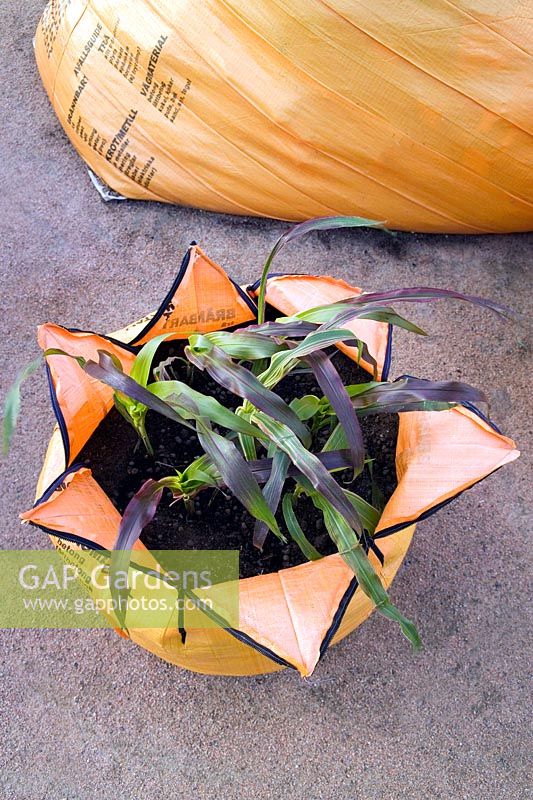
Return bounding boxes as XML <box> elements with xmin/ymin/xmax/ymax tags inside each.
<box><xmin>78</xmin><ymin>342</ymin><xmax>399</xmax><ymax>578</ymax></box>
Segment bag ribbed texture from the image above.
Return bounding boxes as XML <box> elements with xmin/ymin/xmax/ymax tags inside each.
<box><xmin>35</xmin><ymin>0</ymin><xmax>532</xmax><ymax>232</ymax></box>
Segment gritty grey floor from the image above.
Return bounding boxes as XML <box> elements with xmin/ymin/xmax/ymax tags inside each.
<box><xmin>1</xmin><ymin>3</ymin><xmax>531</xmax><ymax>799</ymax></box>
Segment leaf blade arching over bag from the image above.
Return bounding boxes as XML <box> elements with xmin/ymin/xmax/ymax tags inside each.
<box><xmin>249</xmin><ymin>275</ymin><xmax>391</xmax><ymax>380</ymax></box>
<box><xmin>348</xmin><ymin>377</ymin><xmax>487</xmax><ymax>415</ymax></box>
<box><xmin>2</xmin><ymin>357</ymin><xmax>42</xmax><ymax>455</ymax></box>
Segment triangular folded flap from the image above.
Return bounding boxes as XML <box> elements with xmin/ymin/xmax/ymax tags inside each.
<box><xmin>376</xmin><ymin>406</ymin><xmax>520</xmax><ymax>534</ymax></box>
<box><xmin>118</xmin><ymin>245</ymin><xmax>257</xmax><ymax>346</ymax></box>
<box><xmin>202</xmin><ymin>406</ymin><xmax>518</xmax><ymax>675</ymax></box>
<box><xmin>21</xmin><ymin>463</ymin><xmax>353</xmax><ymax>676</ymax></box>
<box><xmin>233</xmin><ymin>556</ymin><xmax>356</xmax><ymax>677</ymax></box>
<box><xmin>38</xmin><ymin>324</ymin><xmax>136</xmax><ymax>467</ymax></box>
<box><xmin>24</xmin><ymin>459</ymin><xmax>353</xmax><ymax>676</ymax></box>
<box><xmin>21</xmin><ymin>468</ymin><xmax>124</xmax><ymax>549</ymax></box>
<box><xmin>250</xmin><ymin>274</ymin><xmax>391</xmax><ymax>379</ymax></box>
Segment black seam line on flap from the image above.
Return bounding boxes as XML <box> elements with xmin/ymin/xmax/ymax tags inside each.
<box><xmin>43</xmin><ymin>327</ymin><xmax>138</xmax><ymax>486</ymax></box>
<box><xmin>129</xmin><ymin>246</ymin><xmax>193</xmax><ymax>345</ymax></box>
<box><xmin>373</xmin><ymin>465</ymin><xmax>504</xmax><ymax>540</ymax></box>
<box><xmin>45</xmin><ymin>362</ymin><xmax>70</xmax><ymax>469</ymax></box>
<box><xmin>364</xmin><ymin>532</ymin><xmax>385</xmax><ymax>566</ymax></box>
<box><xmin>381</xmin><ymin>325</ymin><xmax>393</xmax><ymax>381</ymax></box>
<box><xmin>317</xmin><ymin>534</ymin><xmax>374</xmax><ymax>662</ymax></box>
<box><xmin>33</xmin><ymin>462</ymin><xmax>86</xmax><ymax>508</ymax></box>
<box><xmin>229</xmin><ymin>277</ymin><xmax>258</xmax><ymax>316</ymax></box>
<box><xmin>127</xmin><ymin>245</ymin><xmax>260</xmax><ymax>344</ymax></box>
<box><xmin>226</xmin><ymin>628</ymin><xmax>296</xmax><ymax>669</ymax></box>
<box><xmin>461</xmin><ymin>401</ymin><xmax>502</xmax><ymax>434</ymax></box>
<box><xmin>319</xmin><ymin>577</ymin><xmax>359</xmax><ymax>661</ymax></box>
<box><xmin>31</xmin><ymin>522</ymin><xmax>107</xmax><ymax>551</ymax></box>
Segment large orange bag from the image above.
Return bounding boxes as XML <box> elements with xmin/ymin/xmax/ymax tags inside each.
<box><xmin>35</xmin><ymin>0</ymin><xmax>532</xmax><ymax>233</ymax></box>
<box><xmin>21</xmin><ymin>246</ymin><xmax>519</xmax><ymax>675</ymax></box>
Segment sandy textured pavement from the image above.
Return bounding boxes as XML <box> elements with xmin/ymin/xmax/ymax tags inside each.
<box><xmin>1</xmin><ymin>3</ymin><xmax>531</xmax><ymax>799</ymax></box>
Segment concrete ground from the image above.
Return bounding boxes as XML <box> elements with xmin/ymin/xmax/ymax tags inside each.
<box><xmin>1</xmin><ymin>3</ymin><xmax>531</xmax><ymax>799</ymax></box>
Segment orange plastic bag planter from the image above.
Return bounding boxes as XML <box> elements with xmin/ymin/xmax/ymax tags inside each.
<box><xmin>21</xmin><ymin>245</ymin><xmax>519</xmax><ymax>676</ymax></box>
<box><xmin>35</xmin><ymin>0</ymin><xmax>532</xmax><ymax>233</ymax></box>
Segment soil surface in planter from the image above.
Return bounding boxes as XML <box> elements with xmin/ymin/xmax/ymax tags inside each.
<box><xmin>78</xmin><ymin>343</ymin><xmax>398</xmax><ymax>578</ymax></box>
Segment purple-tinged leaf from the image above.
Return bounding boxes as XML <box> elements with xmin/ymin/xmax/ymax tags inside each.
<box><xmin>330</xmin><ymin>287</ymin><xmax>511</xmax><ymax>319</ymax></box>
<box><xmin>253</xmin><ymin>413</ymin><xmax>363</xmax><ymax>536</ymax></box>
<box><xmin>196</xmin><ymin>420</ymin><xmax>286</xmax><ymax>542</ymax></box>
<box><xmin>253</xmin><ymin>451</ymin><xmax>290</xmax><ymax>550</ymax></box>
<box><xmin>130</xmin><ymin>333</ymin><xmax>173</xmax><ymax>387</ymax></box>
<box><xmin>185</xmin><ymin>336</ymin><xmax>310</xmax><ymax>444</ymax></box>
<box><xmin>248</xmin><ymin>448</ymin><xmax>353</xmax><ymax>484</ymax></box>
<box><xmin>303</xmin><ymin>349</ymin><xmax>364</xmax><ymax>474</ymax></box>
<box><xmin>351</xmin><ymin>377</ymin><xmax>487</xmax><ymax>415</ymax></box>
<box><xmin>257</xmin><ymin>215</ymin><xmax>384</xmax><ymax>323</ymax></box>
<box><xmin>270</xmin><ymin>215</ymin><xmax>385</xmax><ymax>258</ymax></box>
<box><xmin>111</xmin><ymin>479</ymin><xmax>165</xmax><ymax>629</ymax></box>
<box><xmin>114</xmin><ymin>480</ymin><xmax>164</xmax><ymax>551</ymax></box>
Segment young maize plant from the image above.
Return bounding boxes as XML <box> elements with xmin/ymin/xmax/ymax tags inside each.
<box><xmin>4</xmin><ymin>216</ymin><xmax>511</xmax><ymax>646</ymax></box>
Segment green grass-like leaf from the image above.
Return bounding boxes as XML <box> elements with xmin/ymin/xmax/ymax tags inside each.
<box><xmin>252</xmin><ymin>412</ymin><xmax>363</xmax><ymax>536</ymax></box>
<box><xmin>282</xmin><ymin>493</ymin><xmax>323</xmax><ymax>561</ymax></box>
<box><xmin>129</xmin><ymin>334</ymin><xmax>172</xmax><ymax>386</ymax></box>
<box><xmin>148</xmin><ymin>379</ymin><xmax>267</xmax><ymax>440</ymax></box>
<box><xmin>301</xmin><ymin>480</ymin><xmax>420</xmax><ymax>649</ymax></box>
<box><xmin>2</xmin><ymin>357</ymin><xmax>42</xmax><ymax>456</ymax></box>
